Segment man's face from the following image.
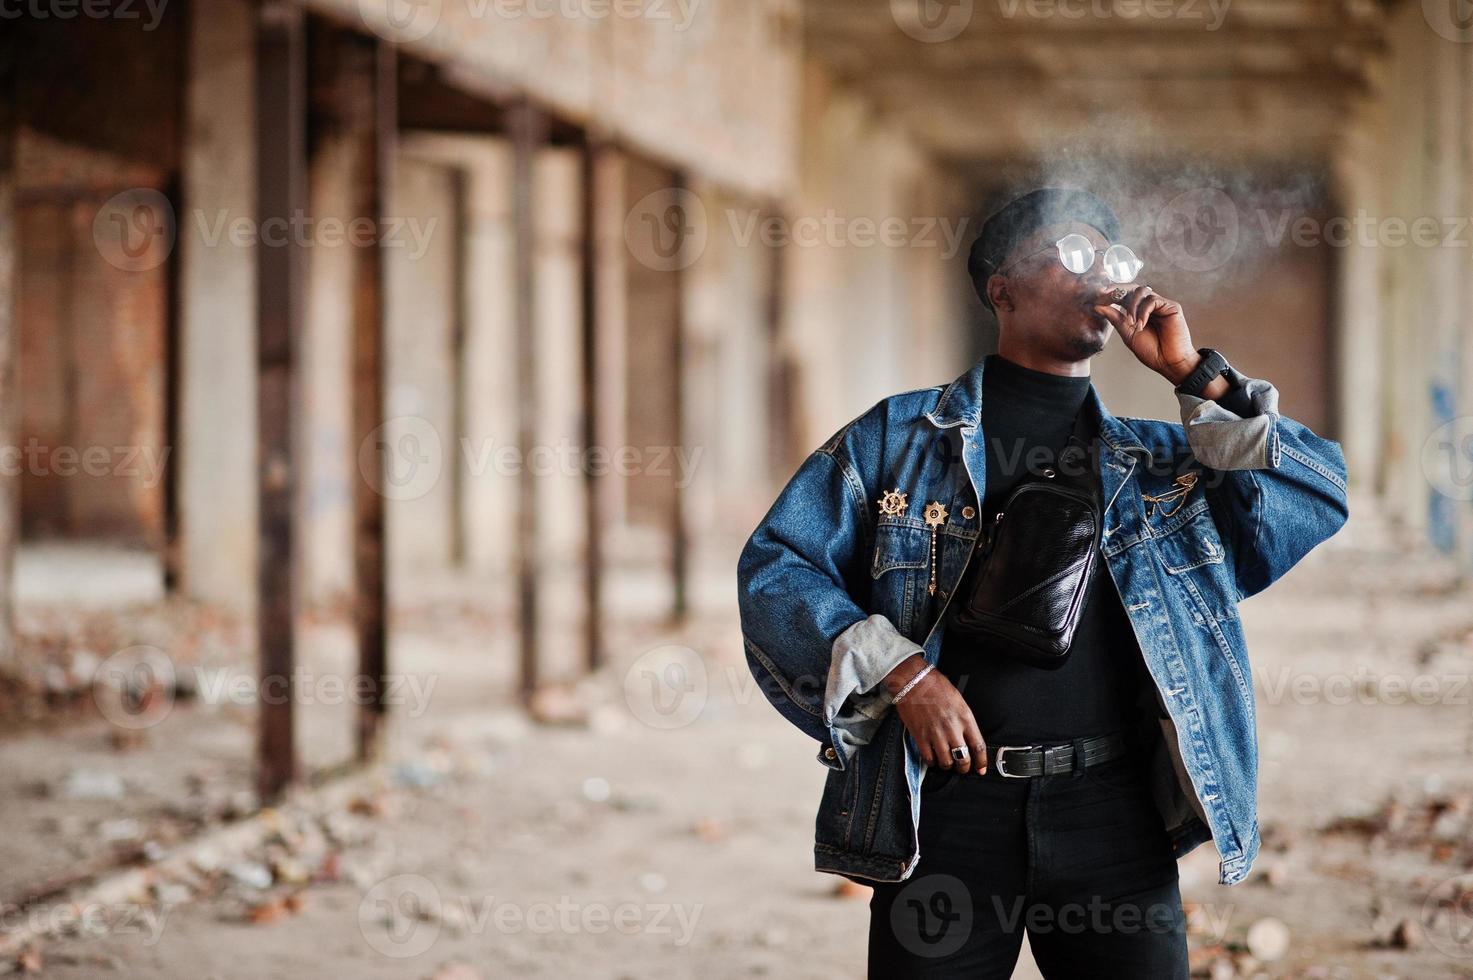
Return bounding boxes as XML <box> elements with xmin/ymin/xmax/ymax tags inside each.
<box><xmin>990</xmin><ymin>220</ymin><xmax>1121</xmax><ymax>361</ymax></box>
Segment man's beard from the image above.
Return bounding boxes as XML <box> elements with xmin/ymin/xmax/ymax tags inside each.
<box><xmin>1062</xmin><ymin>328</ymin><xmax>1107</xmax><ymax>360</ymax></box>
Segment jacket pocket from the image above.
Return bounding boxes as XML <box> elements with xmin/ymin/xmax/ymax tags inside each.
<box><xmin>1152</xmin><ymin>502</ymin><xmax>1239</xmax><ymax>622</ymax></box>
<box><xmin>1153</xmin><ymin>502</ymin><xmax>1225</xmax><ymax>574</ymax></box>
<box><xmin>870</xmin><ymin>518</ymin><xmax>930</xmax><ymax>636</ymax></box>
<box><xmin>871</xmin><ymin>518</ymin><xmax>930</xmax><ymax>577</ymax></box>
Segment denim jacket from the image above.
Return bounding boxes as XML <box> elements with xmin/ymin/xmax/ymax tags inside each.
<box><xmin>736</xmin><ymin>356</ymin><xmax>1349</xmax><ymax>886</ymax></box>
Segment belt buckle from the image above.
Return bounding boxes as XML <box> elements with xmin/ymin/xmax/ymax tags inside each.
<box><xmin>993</xmin><ymin>745</ymin><xmax>1039</xmax><ymax>778</ymax></box>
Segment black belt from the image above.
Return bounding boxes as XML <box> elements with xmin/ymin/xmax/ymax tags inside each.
<box><xmin>991</xmin><ymin>732</ymin><xmax>1130</xmax><ymax>778</ymax></box>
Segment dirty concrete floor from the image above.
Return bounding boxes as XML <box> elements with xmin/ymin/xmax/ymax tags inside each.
<box><xmin>8</xmin><ymin>516</ymin><xmax>1473</xmax><ymax>979</ymax></box>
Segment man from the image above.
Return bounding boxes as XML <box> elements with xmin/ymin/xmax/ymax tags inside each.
<box><xmin>735</xmin><ymin>188</ymin><xmax>1349</xmax><ymax>977</ymax></box>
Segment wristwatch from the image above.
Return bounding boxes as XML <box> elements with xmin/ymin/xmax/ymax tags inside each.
<box><xmin>1173</xmin><ymin>347</ymin><xmax>1244</xmax><ymax>398</ymax></box>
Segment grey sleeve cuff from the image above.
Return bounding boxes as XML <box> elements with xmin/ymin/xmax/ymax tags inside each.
<box><xmin>1175</xmin><ymin>375</ymin><xmax>1282</xmax><ymax>470</ymax></box>
<box><xmin>820</xmin><ymin>613</ymin><xmax>924</xmax><ymax>767</ymax></box>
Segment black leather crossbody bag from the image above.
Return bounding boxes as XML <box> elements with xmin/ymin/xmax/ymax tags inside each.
<box><xmin>948</xmin><ymin>410</ymin><xmax>1101</xmax><ymax>669</ymax></box>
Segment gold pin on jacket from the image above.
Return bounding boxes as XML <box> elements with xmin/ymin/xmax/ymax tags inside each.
<box><xmin>923</xmin><ymin>501</ymin><xmax>949</xmax><ymax>595</ymax></box>
<box><xmin>877</xmin><ymin>489</ymin><xmax>908</xmax><ymax>518</ymax></box>
<box><xmin>1142</xmin><ymin>471</ymin><xmax>1200</xmax><ymax>519</ymax></box>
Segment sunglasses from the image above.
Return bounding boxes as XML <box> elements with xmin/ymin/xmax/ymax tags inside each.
<box><xmin>997</xmin><ymin>232</ymin><xmax>1144</xmax><ymax>285</ymax></box>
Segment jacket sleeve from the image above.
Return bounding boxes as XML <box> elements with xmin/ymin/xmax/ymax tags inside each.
<box><xmin>1179</xmin><ymin>373</ymin><xmax>1350</xmax><ymax>599</ymax></box>
<box><xmin>736</xmin><ymin>447</ymin><xmax>924</xmax><ymax>772</ymax></box>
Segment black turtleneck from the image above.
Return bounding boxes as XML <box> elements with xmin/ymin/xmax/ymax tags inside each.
<box><xmin>938</xmin><ymin>353</ymin><xmax>1157</xmax><ymax>746</ymax></box>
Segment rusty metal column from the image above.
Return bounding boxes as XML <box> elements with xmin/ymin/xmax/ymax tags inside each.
<box><xmin>579</xmin><ymin>138</ymin><xmax>604</xmax><ymax>673</ymax></box>
<box><xmin>348</xmin><ymin>36</ymin><xmax>395</xmax><ymax>762</ymax></box>
<box><xmin>448</xmin><ymin>167</ymin><xmax>470</xmax><ymax>569</ymax></box>
<box><xmin>254</xmin><ymin>0</ymin><xmax>306</xmax><ymax>802</ymax></box>
<box><xmin>669</xmin><ymin>171</ymin><xmax>689</xmax><ymax>623</ymax></box>
<box><xmin>509</xmin><ymin>99</ymin><xmax>545</xmax><ymax>703</ymax></box>
<box><xmin>0</xmin><ymin>42</ymin><xmax>16</xmax><ymax>669</ymax></box>
<box><xmin>764</xmin><ymin>204</ymin><xmax>791</xmax><ymax>479</ymax></box>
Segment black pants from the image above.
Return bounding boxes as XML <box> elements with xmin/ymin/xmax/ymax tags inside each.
<box><xmin>867</xmin><ymin>750</ymin><xmax>1189</xmax><ymax>979</ymax></box>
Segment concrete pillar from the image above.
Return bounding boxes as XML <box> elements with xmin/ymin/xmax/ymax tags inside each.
<box><xmin>299</xmin><ymin>132</ymin><xmax>356</xmax><ymax>609</ymax></box>
<box><xmin>683</xmin><ymin>180</ymin><xmax>770</xmax><ymax>600</ymax></box>
<box><xmin>459</xmin><ymin>141</ymin><xmax>516</xmax><ymax>579</ymax></box>
<box><xmin>1330</xmin><ymin>117</ymin><xmax>1386</xmax><ymax>498</ymax></box>
<box><xmin>1462</xmin><ymin>42</ymin><xmax>1473</xmax><ymax>569</ymax></box>
<box><xmin>385</xmin><ymin>151</ymin><xmax>459</xmax><ymax>571</ymax></box>
<box><xmin>532</xmin><ymin>146</ymin><xmax>588</xmax><ymax>678</ymax></box>
<box><xmin>387</xmin><ymin>133</ymin><xmax>520</xmax><ymax>585</ymax></box>
<box><xmin>592</xmin><ymin>150</ymin><xmax>629</xmax><ymax>535</ymax></box>
<box><xmin>179</xmin><ymin>0</ymin><xmax>257</xmax><ymax>611</ymax></box>
<box><xmin>1426</xmin><ymin>29</ymin><xmax>1465</xmax><ymax>557</ymax></box>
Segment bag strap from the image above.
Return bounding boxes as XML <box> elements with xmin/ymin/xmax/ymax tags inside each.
<box><xmin>1052</xmin><ymin>398</ymin><xmax>1098</xmax><ymax>490</ymax></box>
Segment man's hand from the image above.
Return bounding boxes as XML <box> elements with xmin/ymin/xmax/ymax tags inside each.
<box><xmin>881</xmin><ymin>654</ymin><xmax>988</xmax><ymax>775</ymax></box>
<box><xmin>1091</xmin><ymin>285</ymin><xmax>1230</xmax><ymax>400</ymax></box>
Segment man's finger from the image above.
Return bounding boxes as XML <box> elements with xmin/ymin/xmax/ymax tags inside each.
<box><xmin>931</xmin><ymin>731</ymin><xmax>956</xmax><ymax>770</ymax></box>
<box><xmin>960</xmin><ymin>713</ymin><xmax>988</xmax><ymax>775</ymax></box>
<box><xmin>1093</xmin><ymin>304</ymin><xmax>1136</xmax><ymax>342</ymax></box>
<box><xmin>1139</xmin><ymin>293</ymin><xmax>1167</xmax><ymax>325</ymax></box>
<box><xmin>1124</xmin><ymin>284</ymin><xmax>1154</xmax><ymax>321</ymax></box>
<box><xmin>945</xmin><ymin>723</ymin><xmax>972</xmax><ymax>775</ymax></box>
<box><xmin>1092</xmin><ymin>304</ymin><xmax>1124</xmax><ymax>328</ymax></box>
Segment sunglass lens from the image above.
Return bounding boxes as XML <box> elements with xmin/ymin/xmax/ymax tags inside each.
<box><xmin>1056</xmin><ymin>234</ymin><xmax>1096</xmax><ymax>274</ymax></box>
<box><xmin>1103</xmin><ymin>244</ymin><xmax>1143</xmax><ymax>283</ymax></box>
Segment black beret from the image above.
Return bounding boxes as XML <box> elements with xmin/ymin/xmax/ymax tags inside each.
<box><xmin>967</xmin><ymin>188</ymin><xmax>1122</xmax><ymax>312</ymax></box>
